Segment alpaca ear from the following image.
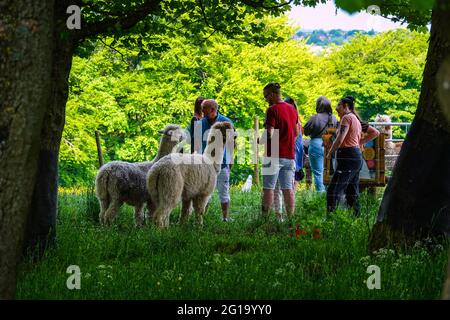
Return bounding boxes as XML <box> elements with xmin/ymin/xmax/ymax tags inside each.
<box><xmin>158</xmin><ymin>130</ymin><xmax>165</xmax><ymax>135</ymax></box>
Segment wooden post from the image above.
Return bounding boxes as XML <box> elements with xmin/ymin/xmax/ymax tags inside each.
<box><xmin>253</xmin><ymin>116</ymin><xmax>260</xmax><ymax>186</ymax></box>
<box><xmin>95</xmin><ymin>130</ymin><xmax>104</xmax><ymax>168</ymax></box>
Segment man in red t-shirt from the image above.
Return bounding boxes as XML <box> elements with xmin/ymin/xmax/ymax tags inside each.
<box><xmin>261</xmin><ymin>83</ymin><xmax>301</xmax><ymax>219</ymax></box>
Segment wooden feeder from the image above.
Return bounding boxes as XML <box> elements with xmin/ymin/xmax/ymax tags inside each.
<box><xmin>322</xmin><ymin>128</ymin><xmax>387</xmax><ymax>187</ymax></box>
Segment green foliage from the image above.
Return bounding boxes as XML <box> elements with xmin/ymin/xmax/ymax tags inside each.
<box><xmin>61</xmin><ymin>17</ymin><xmax>428</xmax><ymax>186</ymax></box>
<box><xmin>16</xmin><ymin>189</ymin><xmax>448</xmax><ymax>299</ymax></box>
<box><xmin>325</xmin><ymin>29</ymin><xmax>429</xmax><ymax>121</ymax></box>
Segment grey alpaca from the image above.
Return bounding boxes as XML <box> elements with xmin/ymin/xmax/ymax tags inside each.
<box><xmin>146</xmin><ymin>121</ymin><xmax>235</xmax><ymax>228</ymax></box>
<box><xmin>95</xmin><ymin>124</ymin><xmax>185</xmax><ymax>226</ymax></box>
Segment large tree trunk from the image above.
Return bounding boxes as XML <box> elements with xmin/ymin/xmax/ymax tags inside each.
<box><xmin>369</xmin><ymin>1</ymin><xmax>450</xmax><ymax>251</ymax></box>
<box><xmin>0</xmin><ymin>1</ymin><xmax>55</xmax><ymax>299</ymax></box>
<box><xmin>443</xmin><ymin>252</ymin><xmax>450</xmax><ymax>299</ymax></box>
<box><xmin>23</xmin><ymin>2</ymin><xmax>75</xmax><ymax>257</ymax></box>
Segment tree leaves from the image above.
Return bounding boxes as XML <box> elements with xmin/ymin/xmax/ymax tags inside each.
<box><xmin>61</xmin><ymin>17</ymin><xmax>428</xmax><ymax>186</ymax></box>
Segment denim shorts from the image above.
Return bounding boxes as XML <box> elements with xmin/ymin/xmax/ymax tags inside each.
<box><xmin>262</xmin><ymin>157</ymin><xmax>295</xmax><ymax>190</ymax></box>
<box><xmin>216</xmin><ymin>165</ymin><xmax>230</xmax><ymax>203</ymax></box>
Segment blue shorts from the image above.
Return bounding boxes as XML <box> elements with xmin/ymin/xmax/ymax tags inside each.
<box><xmin>262</xmin><ymin>157</ymin><xmax>295</xmax><ymax>190</ymax></box>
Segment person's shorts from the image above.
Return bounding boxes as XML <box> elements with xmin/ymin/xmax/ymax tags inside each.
<box><xmin>216</xmin><ymin>165</ymin><xmax>230</xmax><ymax>203</ymax></box>
<box><xmin>262</xmin><ymin>157</ymin><xmax>295</xmax><ymax>190</ymax></box>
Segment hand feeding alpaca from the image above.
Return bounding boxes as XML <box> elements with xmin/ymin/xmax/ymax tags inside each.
<box><xmin>95</xmin><ymin>124</ymin><xmax>185</xmax><ymax>226</ymax></box>
<box><xmin>146</xmin><ymin>121</ymin><xmax>234</xmax><ymax>228</ymax></box>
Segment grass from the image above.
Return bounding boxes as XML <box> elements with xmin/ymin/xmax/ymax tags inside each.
<box><xmin>16</xmin><ymin>187</ymin><xmax>449</xmax><ymax>299</ymax></box>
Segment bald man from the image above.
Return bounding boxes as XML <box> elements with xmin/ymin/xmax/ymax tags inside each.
<box><xmin>199</xmin><ymin>99</ymin><xmax>235</xmax><ymax>222</ymax></box>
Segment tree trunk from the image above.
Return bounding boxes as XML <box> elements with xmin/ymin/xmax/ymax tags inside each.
<box><xmin>443</xmin><ymin>252</ymin><xmax>450</xmax><ymax>300</ymax></box>
<box><xmin>23</xmin><ymin>2</ymin><xmax>75</xmax><ymax>257</ymax></box>
<box><xmin>0</xmin><ymin>1</ymin><xmax>55</xmax><ymax>299</ymax></box>
<box><xmin>369</xmin><ymin>1</ymin><xmax>450</xmax><ymax>251</ymax></box>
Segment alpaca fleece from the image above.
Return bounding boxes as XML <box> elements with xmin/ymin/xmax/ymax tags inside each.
<box><xmin>146</xmin><ymin>121</ymin><xmax>234</xmax><ymax>228</ymax></box>
<box><xmin>95</xmin><ymin>124</ymin><xmax>184</xmax><ymax>226</ymax></box>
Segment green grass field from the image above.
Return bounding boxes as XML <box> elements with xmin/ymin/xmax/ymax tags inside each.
<box><xmin>16</xmin><ymin>187</ymin><xmax>448</xmax><ymax>299</ymax></box>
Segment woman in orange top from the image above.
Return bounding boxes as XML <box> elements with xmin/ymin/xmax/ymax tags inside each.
<box><xmin>326</xmin><ymin>96</ymin><xmax>379</xmax><ymax>216</ymax></box>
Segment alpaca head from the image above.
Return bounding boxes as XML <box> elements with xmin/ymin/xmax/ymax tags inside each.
<box><xmin>205</xmin><ymin>122</ymin><xmax>235</xmax><ymax>162</ymax></box>
<box><xmin>208</xmin><ymin>121</ymin><xmax>235</xmax><ymax>146</ymax></box>
<box><xmin>158</xmin><ymin>124</ymin><xmax>186</xmax><ymax>143</ymax></box>
<box><xmin>374</xmin><ymin>114</ymin><xmax>392</xmax><ymax>136</ymax></box>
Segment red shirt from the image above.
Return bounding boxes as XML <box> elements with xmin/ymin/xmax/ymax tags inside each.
<box><xmin>264</xmin><ymin>101</ymin><xmax>299</xmax><ymax>159</ymax></box>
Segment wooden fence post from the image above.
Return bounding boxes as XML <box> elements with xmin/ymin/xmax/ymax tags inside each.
<box><xmin>95</xmin><ymin>130</ymin><xmax>104</xmax><ymax>168</ymax></box>
<box><xmin>253</xmin><ymin>116</ymin><xmax>260</xmax><ymax>186</ymax></box>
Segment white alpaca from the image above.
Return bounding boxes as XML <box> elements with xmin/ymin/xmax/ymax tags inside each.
<box><xmin>146</xmin><ymin>121</ymin><xmax>234</xmax><ymax>228</ymax></box>
<box><xmin>374</xmin><ymin>114</ymin><xmax>403</xmax><ymax>171</ymax></box>
<box><xmin>95</xmin><ymin>124</ymin><xmax>185</xmax><ymax>226</ymax></box>
<box><xmin>375</xmin><ymin>114</ymin><xmax>394</xmax><ymax>148</ymax></box>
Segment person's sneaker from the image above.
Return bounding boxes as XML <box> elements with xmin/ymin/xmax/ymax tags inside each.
<box><xmin>222</xmin><ymin>217</ymin><xmax>233</xmax><ymax>222</ymax></box>
<box><xmin>277</xmin><ymin>216</ymin><xmax>285</xmax><ymax>223</ymax></box>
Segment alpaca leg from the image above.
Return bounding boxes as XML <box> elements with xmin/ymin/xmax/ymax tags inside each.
<box><xmin>193</xmin><ymin>196</ymin><xmax>209</xmax><ymax>226</ymax></box>
<box><xmin>178</xmin><ymin>200</ymin><xmax>192</xmax><ymax>224</ymax></box>
<box><xmin>146</xmin><ymin>200</ymin><xmax>155</xmax><ymax>224</ymax></box>
<box><xmin>134</xmin><ymin>203</ymin><xmax>145</xmax><ymax>227</ymax></box>
<box><xmin>99</xmin><ymin>198</ymin><xmax>109</xmax><ymax>225</ymax></box>
<box><xmin>154</xmin><ymin>206</ymin><xmax>173</xmax><ymax>229</ymax></box>
<box><xmin>103</xmin><ymin>200</ymin><xmax>121</xmax><ymax>225</ymax></box>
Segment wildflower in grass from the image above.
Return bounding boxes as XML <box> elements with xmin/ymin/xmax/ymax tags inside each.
<box><xmin>312</xmin><ymin>227</ymin><xmax>321</xmax><ymax>239</ymax></box>
<box><xmin>295</xmin><ymin>224</ymin><xmax>307</xmax><ymax>240</ymax></box>
<box><xmin>275</xmin><ymin>268</ymin><xmax>285</xmax><ymax>276</ymax></box>
<box><xmin>285</xmin><ymin>262</ymin><xmax>295</xmax><ymax>271</ymax></box>
<box><xmin>213</xmin><ymin>253</ymin><xmax>221</xmax><ymax>264</ymax></box>
<box><xmin>359</xmin><ymin>256</ymin><xmax>370</xmax><ymax>267</ymax></box>
<box><xmin>392</xmin><ymin>261</ymin><xmax>401</xmax><ymax>270</ymax></box>
<box><xmin>162</xmin><ymin>270</ymin><xmax>175</xmax><ymax>280</ymax></box>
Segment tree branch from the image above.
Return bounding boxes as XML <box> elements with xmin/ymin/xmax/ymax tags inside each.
<box><xmin>98</xmin><ymin>38</ymin><xmax>127</xmax><ymax>63</ymax></box>
<box><xmin>76</xmin><ymin>0</ymin><xmax>162</xmax><ymax>41</ymax></box>
<box><xmin>239</xmin><ymin>0</ymin><xmax>294</xmax><ymax>10</ymax></box>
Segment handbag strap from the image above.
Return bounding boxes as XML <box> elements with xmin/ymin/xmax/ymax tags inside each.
<box><xmin>318</xmin><ymin>114</ymin><xmax>333</xmax><ymax>136</ymax></box>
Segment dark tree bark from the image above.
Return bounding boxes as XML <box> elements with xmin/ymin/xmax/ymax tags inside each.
<box><xmin>0</xmin><ymin>1</ymin><xmax>55</xmax><ymax>299</ymax></box>
<box><xmin>22</xmin><ymin>0</ymin><xmax>162</xmax><ymax>257</ymax></box>
<box><xmin>443</xmin><ymin>252</ymin><xmax>450</xmax><ymax>299</ymax></box>
<box><xmin>369</xmin><ymin>1</ymin><xmax>450</xmax><ymax>251</ymax></box>
<box><xmin>23</xmin><ymin>1</ymin><xmax>75</xmax><ymax>257</ymax></box>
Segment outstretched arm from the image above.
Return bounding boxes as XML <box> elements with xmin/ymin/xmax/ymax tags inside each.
<box><xmin>361</xmin><ymin>126</ymin><xmax>380</xmax><ymax>145</ymax></box>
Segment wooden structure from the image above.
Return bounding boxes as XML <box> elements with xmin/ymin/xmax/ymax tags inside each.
<box><xmin>323</xmin><ymin>128</ymin><xmax>387</xmax><ymax>187</ymax></box>
<box><xmin>95</xmin><ymin>130</ymin><xmax>104</xmax><ymax>168</ymax></box>
<box><xmin>253</xmin><ymin>116</ymin><xmax>260</xmax><ymax>186</ymax></box>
